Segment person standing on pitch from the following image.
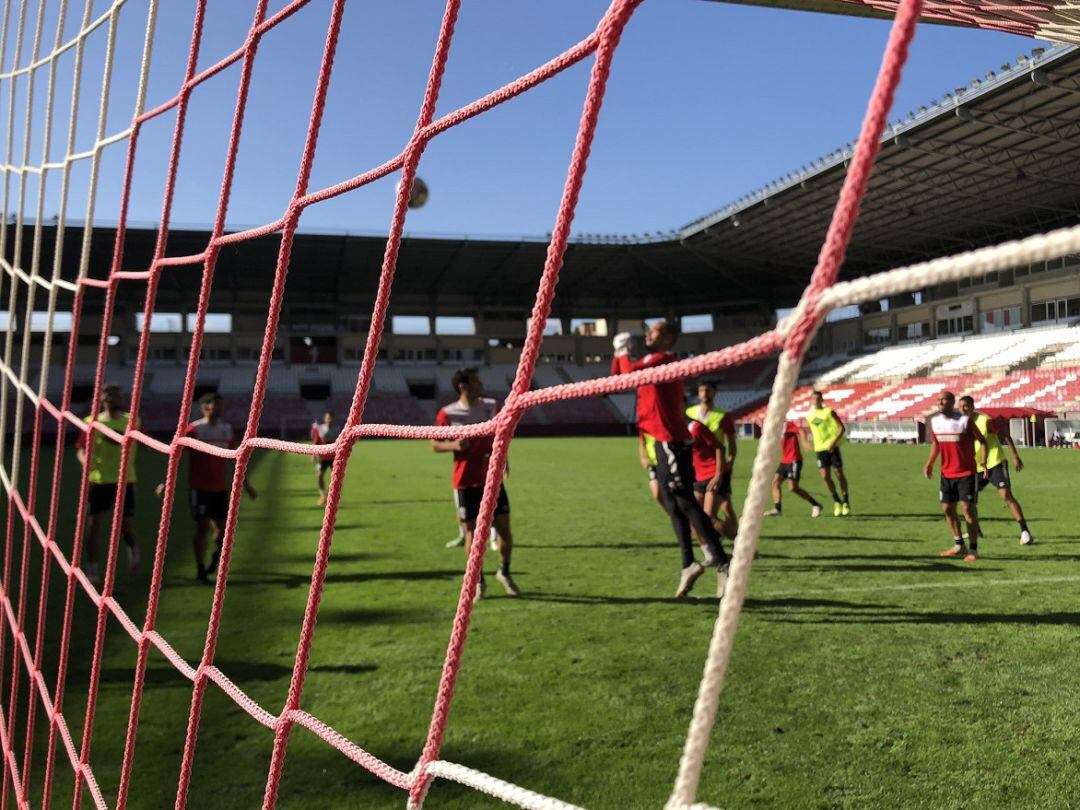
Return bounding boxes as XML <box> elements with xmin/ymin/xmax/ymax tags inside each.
<box><xmin>311</xmin><ymin>410</ymin><xmax>341</xmax><ymax>506</ymax></box>
<box><xmin>763</xmin><ymin>420</ymin><xmax>823</xmax><ymax>517</ymax></box>
<box><xmin>157</xmin><ymin>392</ymin><xmax>257</xmax><ymax>583</ymax></box>
<box><xmin>687</xmin><ymin>380</ymin><xmax>738</xmax><ymax>541</ymax></box>
<box><xmin>75</xmin><ymin>383</ymin><xmax>141</xmax><ymax>586</ymax></box>
<box><xmin>924</xmin><ymin>391</ymin><xmax>987</xmax><ymax>562</ymax></box>
<box><xmin>806</xmin><ymin>390</ymin><xmax>851</xmax><ymax>515</ymax></box>
<box><xmin>612</xmin><ymin>321</ymin><xmax>729</xmax><ymax>598</ymax></box>
<box><xmin>959</xmin><ymin>396</ymin><xmax>1034</xmax><ymax>545</ymax></box>
<box><xmin>432</xmin><ymin>367</ymin><xmax>519</xmax><ymax>600</ymax></box>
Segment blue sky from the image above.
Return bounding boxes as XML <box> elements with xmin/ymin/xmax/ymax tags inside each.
<box><xmin>12</xmin><ymin>0</ymin><xmax>1049</xmax><ymax>240</ymax></box>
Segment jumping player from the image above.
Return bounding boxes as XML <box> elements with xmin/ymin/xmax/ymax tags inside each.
<box><xmin>432</xmin><ymin>367</ymin><xmax>519</xmax><ymax>599</ymax></box>
<box><xmin>924</xmin><ymin>391</ymin><xmax>987</xmax><ymax>561</ymax></box>
<box><xmin>613</xmin><ymin>321</ymin><xmax>729</xmax><ymax>598</ymax></box>
<box><xmin>75</xmin><ymin>383</ymin><xmax>140</xmax><ymax>585</ymax></box>
<box><xmin>763</xmin><ymin>420</ymin><xmax>823</xmax><ymax>517</ymax></box>
<box><xmin>806</xmin><ymin>390</ymin><xmax>851</xmax><ymax>515</ymax></box>
<box><xmin>311</xmin><ymin>410</ymin><xmax>341</xmax><ymax>506</ymax></box>
<box><xmin>158</xmin><ymin>392</ymin><xmax>257</xmax><ymax>583</ymax></box>
<box><xmin>959</xmin><ymin>396</ymin><xmax>1034</xmax><ymax>545</ymax></box>
<box><xmin>687</xmin><ymin>381</ymin><xmax>738</xmax><ymax>540</ymax></box>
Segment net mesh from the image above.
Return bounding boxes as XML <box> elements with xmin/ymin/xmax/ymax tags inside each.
<box><xmin>0</xmin><ymin>0</ymin><xmax>1077</xmax><ymax>808</ymax></box>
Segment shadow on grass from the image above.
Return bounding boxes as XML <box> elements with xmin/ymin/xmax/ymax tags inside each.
<box><xmin>765</xmin><ymin>609</ymin><xmax>1080</xmax><ymax>626</ymax></box>
<box><xmin>96</xmin><ymin>658</ymin><xmax>377</xmax><ymax>688</ymax></box>
<box><xmin>765</xmin><ymin>535</ymin><xmax>923</xmax><ymax>543</ymax></box>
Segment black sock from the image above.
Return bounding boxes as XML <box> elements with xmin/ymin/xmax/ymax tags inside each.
<box><xmin>843</xmin><ymin>495</ymin><xmax>850</xmax><ymax>505</ymax></box>
<box><xmin>499</xmin><ymin>562</ymin><xmax>510</xmax><ymax>576</ymax></box>
<box><xmin>833</xmin><ymin>495</ymin><xmax>842</xmax><ymax>504</ymax></box>
<box><xmin>1019</xmin><ymin>519</ymin><xmax>1029</xmax><ymax>533</ymax></box>
<box><xmin>197</xmin><ymin>563</ymin><xmax>207</xmax><ymax>579</ymax></box>
<box><xmin>809</xmin><ymin>498</ymin><xmax>821</xmax><ymax>508</ymax></box>
<box><xmin>774</xmin><ymin>502</ymin><xmax>782</xmax><ymax>512</ymax></box>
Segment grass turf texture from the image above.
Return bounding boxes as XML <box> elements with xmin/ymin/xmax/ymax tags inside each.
<box><xmin>1</xmin><ymin>437</ymin><xmax>1078</xmax><ymax>808</ymax></box>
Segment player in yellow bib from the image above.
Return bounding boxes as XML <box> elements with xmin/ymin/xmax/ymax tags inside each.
<box><xmin>805</xmin><ymin>390</ymin><xmax>851</xmax><ymax>516</ymax></box>
<box><xmin>686</xmin><ymin>381</ymin><xmax>738</xmax><ymax>541</ymax></box>
<box><xmin>959</xmin><ymin>396</ymin><xmax>1033</xmax><ymax>545</ymax></box>
<box><xmin>75</xmin><ymin>384</ymin><xmax>141</xmax><ymax>585</ymax></box>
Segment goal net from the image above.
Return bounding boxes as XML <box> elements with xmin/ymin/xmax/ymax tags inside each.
<box><xmin>0</xmin><ymin>1</ymin><xmax>1077</xmax><ymax>808</ymax></box>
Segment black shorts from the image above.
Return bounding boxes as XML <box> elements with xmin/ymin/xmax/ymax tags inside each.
<box><xmin>776</xmin><ymin>462</ymin><xmax>802</xmax><ymax>482</ymax></box>
<box><xmin>190</xmin><ymin>489</ymin><xmax>229</xmax><ymax>522</ymax></box>
<box><xmin>816</xmin><ymin>448</ymin><xmax>843</xmax><ymax>469</ymax></box>
<box><xmin>454</xmin><ymin>484</ymin><xmax>510</xmax><ymax>523</ymax></box>
<box><xmin>655</xmin><ymin>440</ymin><xmax>695</xmax><ymax>498</ymax></box>
<box><xmin>88</xmin><ymin>483</ymin><xmax>135</xmax><ymax>517</ymax></box>
<box><xmin>692</xmin><ymin>472</ymin><xmax>733</xmax><ymax>497</ymax></box>
<box><xmin>316</xmin><ymin>458</ymin><xmax>333</xmax><ymax>472</ymax></box>
<box><xmin>978</xmin><ymin>462</ymin><xmax>1010</xmax><ymax>492</ymax></box>
<box><xmin>940</xmin><ymin>475</ymin><xmax>978</xmax><ymax>504</ymax></box>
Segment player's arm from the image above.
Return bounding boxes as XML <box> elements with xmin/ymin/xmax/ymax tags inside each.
<box><xmin>708</xmin><ymin>444</ymin><xmax>724</xmax><ymax>491</ymax></box>
<box><xmin>1000</xmin><ymin>423</ymin><xmax>1023</xmax><ymax>471</ymax></box>
<box><xmin>829</xmin><ymin>412</ymin><xmax>846</xmax><ymax>450</ymax></box>
<box><xmin>722</xmin><ymin>414</ymin><xmax>737</xmax><ymax>468</ymax></box>
<box><xmin>311</xmin><ymin>424</ymin><xmax>322</xmax><ymax>444</ymax></box>
<box><xmin>637</xmin><ymin>434</ymin><xmax>650</xmax><ymax>470</ymax></box>
<box><xmin>923</xmin><ymin>437</ymin><xmax>940</xmax><ymax>479</ymax></box>
<box><xmin>431</xmin><ymin>409</ymin><xmax>468</xmax><ymax>453</ymax></box>
<box><xmin>970</xmin><ymin>422</ymin><xmax>989</xmax><ymax>473</ymax></box>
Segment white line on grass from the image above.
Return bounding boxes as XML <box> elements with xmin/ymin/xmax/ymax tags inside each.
<box><xmin>757</xmin><ymin>575</ymin><xmax>1080</xmax><ymax>599</ymax></box>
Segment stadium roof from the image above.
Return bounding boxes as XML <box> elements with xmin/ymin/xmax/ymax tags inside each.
<box><xmin>52</xmin><ymin>44</ymin><xmax>1080</xmax><ymax>319</ymax></box>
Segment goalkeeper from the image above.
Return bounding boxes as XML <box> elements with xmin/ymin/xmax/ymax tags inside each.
<box><xmin>612</xmin><ymin>322</ymin><xmax>729</xmax><ymax>598</ymax></box>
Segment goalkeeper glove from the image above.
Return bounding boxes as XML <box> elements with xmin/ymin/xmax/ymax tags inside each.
<box><xmin>612</xmin><ymin>332</ymin><xmax>632</xmax><ymax>356</ymax></box>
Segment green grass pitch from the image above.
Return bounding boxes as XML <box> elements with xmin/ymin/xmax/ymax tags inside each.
<box><xmin>3</xmin><ymin>437</ymin><xmax>1078</xmax><ymax>808</ymax></box>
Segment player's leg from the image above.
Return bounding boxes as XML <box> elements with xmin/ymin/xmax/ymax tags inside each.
<box><xmin>788</xmin><ymin>477</ymin><xmax>823</xmax><ymax>515</ymax></box>
<box><xmin>492</xmin><ymin>489</ymin><xmax>519</xmax><ymax>596</ymax></box>
<box><xmin>447</xmin><ymin>492</ymin><xmax>466</xmax><ymax>548</ymax></box>
<box><xmin>458</xmin><ymin>488</ymin><xmax>487</xmax><ymax>602</ymax></box>
<box><xmin>84</xmin><ymin>511</ymin><xmax>103</xmax><ymax>585</ymax></box>
<box><xmin>316</xmin><ymin>462</ymin><xmax>328</xmax><ymax>505</ymax></box>
<box><xmin>833</xmin><ymin>451</ymin><xmax>850</xmax><ymax>514</ymax></box>
<box><xmin>765</xmin><ymin>469</ymin><xmax>784</xmax><ymax>516</ymax></box>
<box><xmin>939</xmin><ymin>501</ymin><xmax>966</xmax><ymax>557</ymax></box>
<box><xmin>655</xmin><ymin>444</ymin><xmax>711</xmax><ymax>597</ymax></box>
<box><xmin>993</xmin><ymin>463</ymin><xmax>1032</xmax><ymax>544</ymax></box>
<box><xmin>960</xmin><ymin>502</ymin><xmax>980</xmax><ymax>560</ymax></box>
<box><xmin>698</xmin><ymin>483</ymin><xmax>727</xmax><ymax>555</ymax></box>
<box><xmin>119</xmin><ymin>483</ymin><xmax>140</xmax><ymax>574</ymax></box>
<box><xmin>816</xmin><ymin>455</ymin><xmax>841</xmax><ymax>514</ymax></box>
<box><xmin>659</xmin><ymin>442</ymin><xmax>728</xmax><ymax>595</ymax></box>
<box><xmin>716</xmin><ymin>472</ymin><xmax>738</xmax><ymax>541</ymax></box>
<box><xmin>193</xmin><ymin>518</ymin><xmax>216</xmax><ymax>582</ymax></box>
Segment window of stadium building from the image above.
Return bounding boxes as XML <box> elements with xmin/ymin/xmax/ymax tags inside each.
<box><xmin>186</xmin><ymin>313</ymin><xmax>232</xmax><ymax>333</ymax></box>
<box><xmin>863</xmin><ymin>327</ymin><xmax>891</xmax><ymax>346</ymax></box>
<box><xmin>936</xmin><ymin>315</ymin><xmax>974</xmax><ymax>337</ymax></box>
<box><xmin>900</xmin><ymin>322</ymin><xmax>928</xmax><ymax>342</ymax></box>
<box><xmin>1031</xmin><ymin>297</ymin><xmax>1080</xmax><ymax>325</ymax></box>
<box><xmin>982</xmin><ymin>306</ymin><xmax>1021</xmax><ymax>333</ymax></box>
<box><xmin>434</xmin><ymin>316</ymin><xmax>475</xmax><ymax>335</ymax></box>
<box><xmin>135</xmin><ymin>312</ymin><xmax>183</xmax><ymax>333</ymax></box>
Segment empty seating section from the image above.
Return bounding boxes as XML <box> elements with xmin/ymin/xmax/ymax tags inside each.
<box><xmin>818</xmin><ymin>325</ymin><xmax>1080</xmax><ymax>384</ymax></box>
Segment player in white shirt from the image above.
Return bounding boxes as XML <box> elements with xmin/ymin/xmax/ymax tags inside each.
<box><xmin>311</xmin><ymin>411</ymin><xmax>341</xmax><ymax>506</ymax></box>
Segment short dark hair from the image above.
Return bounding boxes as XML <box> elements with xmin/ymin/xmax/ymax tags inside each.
<box><xmin>656</xmin><ymin>320</ymin><xmax>680</xmax><ymax>340</ymax></box>
<box><xmin>198</xmin><ymin>391</ymin><xmax>222</xmax><ymax>406</ymax></box>
<box><xmin>697</xmin><ymin>379</ymin><xmax>717</xmax><ymax>391</ymax></box>
<box><xmin>812</xmin><ymin>389</ymin><xmax>824</xmax><ymax>397</ymax></box>
<box><xmin>102</xmin><ymin>383</ymin><xmax>122</xmax><ymax>400</ymax></box>
<box><xmin>452</xmin><ymin>367</ymin><xmax>478</xmax><ymax>392</ymax></box>
<box><xmin>959</xmin><ymin>395</ymin><xmax>974</xmax><ymax>406</ymax></box>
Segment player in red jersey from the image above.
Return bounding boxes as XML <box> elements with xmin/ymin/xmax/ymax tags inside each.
<box><xmin>311</xmin><ymin>410</ymin><xmax>341</xmax><ymax>506</ymax></box>
<box><xmin>688</xmin><ymin>381</ymin><xmax>739</xmax><ymax>542</ymax></box>
<box><xmin>158</xmin><ymin>392</ymin><xmax>257</xmax><ymax>583</ymax></box>
<box><xmin>432</xmin><ymin>367</ymin><xmax>519</xmax><ymax>600</ymax></box>
<box><xmin>924</xmin><ymin>391</ymin><xmax>988</xmax><ymax>562</ymax></box>
<box><xmin>763</xmin><ymin>421</ymin><xmax>823</xmax><ymax>517</ymax></box>
<box><xmin>613</xmin><ymin>321</ymin><xmax>729</xmax><ymax>598</ymax></box>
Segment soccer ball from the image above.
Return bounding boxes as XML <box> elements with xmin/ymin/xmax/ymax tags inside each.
<box><xmin>398</xmin><ymin>176</ymin><xmax>429</xmax><ymax>209</ymax></box>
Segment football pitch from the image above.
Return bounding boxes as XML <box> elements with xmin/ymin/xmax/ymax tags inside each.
<box><xmin>5</xmin><ymin>437</ymin><xmax>1079</xmax><ymax>808</ymax></box>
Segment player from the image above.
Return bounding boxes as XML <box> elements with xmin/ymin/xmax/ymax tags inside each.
<box><xmin>687</xmin><ymin>418</ymin><xmax>727</xmax><ymax>564</ymax></box>
<box><xmin>686</xmin><ymin>381</ymin><xmax>738</xmax><ymax>541</ymax></box>
<box><xmin>763</xmin><ymin>420</ymin><xmax>823</xmax><ymax>517</ymax></box>
<box><xmin>612</xmin><ymin>321</ymin><xmax>728</xmax><ymax>598</ymax></box>
<box><xmin>432</xmin><ymin>367</ymin><xmax>519</xmax><ymax>599</ymax></box>
<box><xmin>311</xmin><ymin>410</ymin><xmax>341</xmax><ymax>506</ymax></box>
<box><xmin>806</xmin><ymin>390</ymin><xmax>851</xmax><ymax>515</ymax></box>
<box><xmin>75</xmin><ymin>383</ymin><xmax>140</xmax><ymax>586</ymax></box>
<box><xmin>158</xmin><ymin>392</ymin><xmax>257</xmax><ymax>583</ymax></box>
<box><xmin>959</xmin><ymin>396</ymin><xmax>1033</xmax><ymax>545</ymax></box>
<box><xmin>924</xmin><ymin>391</ymin><xmax>987</xmax><ymax>562</ymax></box>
